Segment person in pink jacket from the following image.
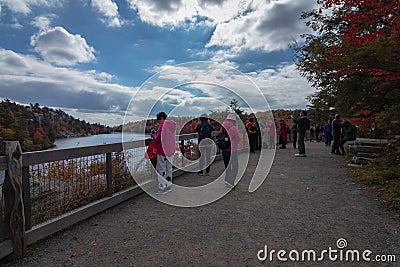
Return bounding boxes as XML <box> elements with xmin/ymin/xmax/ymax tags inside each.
<box><xmin>151</xmin><ymin>112</ymin><xmax>177</xmax><ymax>194</ymax></box>
<box><xmin>220</xmin><ymin>113</ymin><xmax>241</xmax><ymax>187</ymax></box>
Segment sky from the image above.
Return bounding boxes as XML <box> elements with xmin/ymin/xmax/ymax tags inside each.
<box><xmin>0</xmin><ymin>0</ymin><xmax>320</xmax><ymax>126</ymax></box>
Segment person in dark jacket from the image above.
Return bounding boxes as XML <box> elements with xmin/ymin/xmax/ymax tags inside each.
<box><xmin>291</xmin><ymin>110</ymin><xmax>310</xmax><ymax>157</ymax></box>
<box><xmin>341</xmin><ymin>120</ymin><xmax>357</xmax><ymax>153</ymax></box>
<box><xmin>196</xmin><ymin>114</ymin><xmax>214</xmax><ymax>176</ymax></box>
<box><xmin>292</xmin><ymin>123</ymin><xmax>297</xmax><ymax>149</ymax></box>
<box><xmin>246</xmin><ymin>117</ymin><xmax>258</xmax><ymax>153</ymax></box>
<box><xmin>331</xmin><ymin>114</ymin><xmax>345</xmax><ymax>155</ymax></box>
<box><xmin>255</xmin><ymin>118</ymin><xmax>262</xmax><ymax>150</ymax></box>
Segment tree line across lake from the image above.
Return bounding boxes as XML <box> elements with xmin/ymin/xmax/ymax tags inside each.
<box><xmin>0</xmin><ymin>100</ymin><xmax>115</xmax><ymax>155</ymax></box>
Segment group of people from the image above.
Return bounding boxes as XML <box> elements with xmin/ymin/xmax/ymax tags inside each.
<box><xmin>276</xmin><ymin>110</ymin><xmax>310</xmax><ymax>156</ymax></box>
<box><xmin>148</xmin><ymin>110</ymin><xmax>357</xmax><ymax>195</ymax></box>
<box><xmin>329</xmin><ymin>114</ymin><xmax>357</xmax><ymax>155</ymax></box>
<box><xmin>318</xmin><ymin>115</ymin><xmax>357</xmax><ymax>155</ymax></box>
<box><xmin>194</xmin><ymin>113</ymin><xmax>241</xmax><ymax>187</ymax></box>
<box><xmin>148</xmin><ymin>112</ymin><xmax>241</xmax><ymax>195</ymax></box>
<box><xmin>309</xmin><ymin>124</ymin><xmax>324</xmax><ymax>142</ymax></box>
<box><xmin>276</xmin><ymin>111</ymin><xmax>357</xmax><ymax>157</ymax></box>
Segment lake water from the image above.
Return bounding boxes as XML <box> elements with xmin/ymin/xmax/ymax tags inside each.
<box><xmin>53</xmin><ymin>132</ymin><xmax>148</xmax><ymax>150</ymax></box>
<box><xmin>0</xmin><ymin>132</ymin><xmax>148</xmax><ymax>188</ymax></box>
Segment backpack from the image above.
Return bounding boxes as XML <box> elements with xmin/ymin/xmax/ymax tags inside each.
<box><xmin>216</xmin><ymin>126</ymin><xmax>231</xmax><ymax>150</ymax></box>
<box><xmin>145</xmin><ymin>142</ymin><xmax>157</xmax><ymax>160</ymax></box>
<box><xmin>161</xmin><ymin>120</ymin><xmax>177</xmax><ymax>157</ymax></box>
<box><xmin>299</xmin><ymin>118</ymin><xmax>311</xmax><ymax>132</ymax></box>
<box><xmin>199</xmin><ymin>124</ymin><xmax>212</xmax><ymax>139</ymax></box>
<box><xmin>303</xmin><ymin>118</ymin><xmax>311</xmax><ymax>132</ymax></box>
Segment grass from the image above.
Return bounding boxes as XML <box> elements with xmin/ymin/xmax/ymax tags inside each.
<box><xmin>347</xmin><ymin>140</ymin><xmax>400</xmax><ymax>212</ymax></box>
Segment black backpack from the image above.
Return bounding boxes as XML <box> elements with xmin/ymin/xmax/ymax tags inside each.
<box><xmin>216</xmin><ymin>126</ymin><xmax>231</xmax><ymax>150</ymax></box>
<box><xmin>304</xmin><ymin>118</ymin><xmax>311</xmax><ymax>131</ymax></box>
<box><xmin>199</xmin><ymin>124</ymin><xmax>212</xmax><ymax>139</ymax></box>
<box><xmin>299</xmin><ymin>117</ymin><xmax>310</xmax><ymax>132</ymax></box>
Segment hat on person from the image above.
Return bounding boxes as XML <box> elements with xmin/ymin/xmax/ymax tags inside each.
<box><xmin>199</xmin><ymin>113</ymin><xmax>208</xmax><ymax>119</ymax></box>
<box><xmin>226</xmin><ymin>113</ymin><xmax>236</xmax><ymax>121</ymax></box>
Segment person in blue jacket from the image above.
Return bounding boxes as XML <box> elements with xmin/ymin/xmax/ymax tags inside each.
<box><xmin>324</xmin><ymin>119</ymin><xmax>333</xmax><ymax>147</ymax></box>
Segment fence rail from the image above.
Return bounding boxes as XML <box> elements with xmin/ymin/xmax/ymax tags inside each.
<box><xmin>0</xmin><ymin>133</ymin><xmax>202</xmax><ymax>260</ymax></box>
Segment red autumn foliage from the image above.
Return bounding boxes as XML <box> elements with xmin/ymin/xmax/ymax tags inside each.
<box><xmin>323</xmin><ymin>0</ymin><xmax>399</xmax><ymax>84</ymax></box>
<box><xmin>349</xmin><ymin>109</ymin><xmax>374</xmax><ymax>128</ymax></box>
<box><xmin>33</xmin><ymin>127</ymin><xmax>47</xmax><ymax>143</ymax></box>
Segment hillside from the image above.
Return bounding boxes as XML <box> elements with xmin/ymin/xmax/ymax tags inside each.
<box><xmin>0</xmin><ymin>100</ymin><xmax>113</xmax><ymax>154</ymax></box>
<box><xmin>123</xmin><ymin>116</ymin><xmax>201</xmax><ymax>134</ymax></box>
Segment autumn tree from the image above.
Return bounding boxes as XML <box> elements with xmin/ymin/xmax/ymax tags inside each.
<box><xmin>294</xmin><ymin>0</ymin><xmax>400</xmax><ymax>136</ymax></box>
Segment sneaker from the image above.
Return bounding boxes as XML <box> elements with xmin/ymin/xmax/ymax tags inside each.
<box><xmin>295</xmin><ymin>153</ymin><xmax>307</xmax><ymax>157</ymax></box>
<box><xmin>205</xmin><ymin>173</ymin><xmax>210</xmax><ymax>176</ymax></box>
<box><xmin>199</xmin><ymin>172</ymin><xmax>204</xmax><ymax>176</ymax></box>
<box><xmin>154</xmin><ymin>187</ymin><xmax>168</xmax><ymax>195</ymax></box>
<box><xmin>165</xmin><ymin>186</ymin><xmax>172</xmax><ymax>193</ymax></box>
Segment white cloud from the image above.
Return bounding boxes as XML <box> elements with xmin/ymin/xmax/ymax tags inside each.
<box><xmin>30</xmin><ymin>26</ymin><xmax>96</xmax><ymax>66</ymax></box>
<box><xmin>127</xmin><ymin>0</ymin><xmax>254</xmax><ymax>27</ymax></box>
<box><xmin>0</xmin><ymin>0</ymin><xmax>60</xmax><ymax>14</ymax></box>
<box><xmin>126</xmin><ymin>62</ymin><xmax>309</xmax><ymax>122</ymax></box>
<box><xmin>91</xmin><ymin>0</ymin><xmax>122</xmax><ymax>27</ymax></box>
<box><xmin>249</xmin><ymin>64</ymin><xmax>314</xmax><ymax>110</ymax></box>
<box><xmin>0</xmin><ymin>48</ymin><xmax>135</xmax><ymax>126</ymax></box>
<box><xmin>31</xmin><ymin>15</ymin><xmax>54</xmax><ymax>30</ymax></box>
<box><xmin>138</xmin><ymin>62</ymin><xmax>314</xmax><ymax>115</ymax></box>
<box><xmin>0</xmin><ymin>49</ymin><xmax>314</xmax><ymax>125</ymax></box>
<box><xmin>206</xmin><ymin>0</ymin><xmax>318</xmax><ymax>60</ymax></box>
<box><xmin>127</xmin><ymin>0</ymin><xmax>318</xmax><ymax>59</ymax></box>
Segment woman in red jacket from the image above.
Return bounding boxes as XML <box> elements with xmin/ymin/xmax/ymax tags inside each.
<box><xmin>279</xmin><ymin>120</ymin><xmax>289</xmax><ymax>149</ymax></box>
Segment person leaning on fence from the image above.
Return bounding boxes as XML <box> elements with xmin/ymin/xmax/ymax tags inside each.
<box><xmin>221</xmin><ymin>113</ymin><xmax>241</xmax><ymax>187</ymax></box>
<box><xmin>196</xmin><ymin>114</ymin><xmax>214</xmax><ymax>176</ymax></box>
<box><xmin>151</xmin><ymin>111</ymin><xmax>177</xmax><ymax>195</ymax></box>
<box><xmin>291</xmin><ymin>110</ymin><xmax>310</xmax><ymax>157</ymax></box>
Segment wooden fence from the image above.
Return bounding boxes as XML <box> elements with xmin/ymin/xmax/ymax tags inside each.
<box><xmin>0</xmin><ymin>133</ymin><xmax>202</xmax><ymax>260</ymax></box>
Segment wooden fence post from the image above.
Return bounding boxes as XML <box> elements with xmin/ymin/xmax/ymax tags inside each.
<box><xmin>106</xmin><ymin>153</ymin><xmax>113</xmax><ymax>197</ymax></box>
<box><xmin>0</xmin><ymin>194</ymin><xmax>3</xmax><ymax>242</ymax></box>
<box><xmin>22</xmin><ymin>166</ymin><xmax>32</xmax><ymax>230</ymax></box>
<box><xmin>3</xmin><ymin>141</ymin><xmax>27</xmax><ymax>258</ymax></box>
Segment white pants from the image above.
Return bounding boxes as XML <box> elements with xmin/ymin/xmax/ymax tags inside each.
<box><xmin>156</xmin><ymin>154</ymin><xmax>173</xmax><ymax>189</ymax></box>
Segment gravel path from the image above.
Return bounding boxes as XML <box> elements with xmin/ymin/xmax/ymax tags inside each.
<box><xmin>2</xmin><ymin>142</ymin><xmax>399</xmax><ymax>266</ymax></box>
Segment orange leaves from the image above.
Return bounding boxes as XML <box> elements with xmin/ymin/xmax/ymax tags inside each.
<box><xmin>33</xmin><ymin>127</ymin><xmax>46</xmax><ymax>144</ymax></box>
<box><xmin>349</xmin><ymin>109</ymin><xmax>374</xmax><ymax>129</ymax></box>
